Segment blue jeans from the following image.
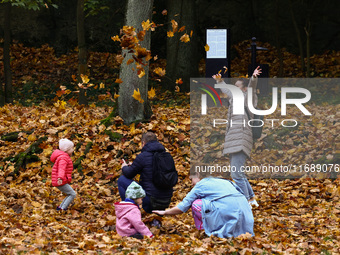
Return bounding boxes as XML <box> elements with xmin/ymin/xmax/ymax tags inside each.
<box><xmin>117</xmin><ymin>175</ymin><xmax>152</xmax><ymax>213</ymax></box>
<box><xmin>230</xmin><ymin>151</ymin><xmax>255</xmax><ymax>200</ymax></box>
<box><xmin>57</xmin><ymin>184</ymin><xmax>76</xmax><ymax>210</ymax></box>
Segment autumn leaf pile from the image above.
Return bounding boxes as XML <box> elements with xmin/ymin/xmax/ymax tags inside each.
<box><xmin>0</xmin><ymin>41</ymin><xmax>340</xmax><ymax>254</ymax></box>
<box><xmin>0</xmin><ymin>96</ymin><xmax>339</xmax><ymax>254</ymax></box>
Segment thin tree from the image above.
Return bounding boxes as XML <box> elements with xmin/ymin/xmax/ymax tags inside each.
<box><xmin>275</xmin><ymin>0</ymin><xmax>284</xmax><ymax>77</ymax></box>
<box><xmin>2</xmin><ymin>1</ymin><xmax>12</xmax><ymax>105</ymax></box>
<box><xmin>0</xmin><ymin>0</ymin><xmax>57</xmax><ymax>106</ymax></box>
<box><xmin>162</xmin><ymin>0</ymin><xmax>198</xmax><ymax>92</ymax></box>
<box><xmin>288</xmin><ymin>0</ymin><xmax>305</xmax><ymax>74</ymax></box>
<box><xmin>77</xmin><ymin>0</ymin><xmax>88</xmax><ymax>105</ymax></box>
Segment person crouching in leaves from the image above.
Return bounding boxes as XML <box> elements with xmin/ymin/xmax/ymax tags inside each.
<box><xmin>51</xmin><ymin>138</ymin><xmax>77</xmax><ymax>212</ymax></box>
<box><xmin>115</xmin><ymin>182</ymin><xmax>153</xmax><ymax>239</ymax></box>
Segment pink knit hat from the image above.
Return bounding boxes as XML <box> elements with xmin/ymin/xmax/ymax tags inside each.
<box><xmin>59</xmin><ymin>138</ymin><xmax>74</xmax><ymax>152</ymax></box>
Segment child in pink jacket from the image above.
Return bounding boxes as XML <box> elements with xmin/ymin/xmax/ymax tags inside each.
<box><xmin>115</xmin><ymin>182</ymin><xmax>153</xmax><ymax>239</ymax></box>
<box><xmin>50</xmin><ymin>138</ymin><xmax>76</xmax><ymax>211</ymax></box>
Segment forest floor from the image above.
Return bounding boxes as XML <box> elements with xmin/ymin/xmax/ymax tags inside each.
<box><xmin>0</xmin><ymin>98</ymin><xmax>339</xmax><ymax>254</ymax></box>
<box><xmin>0</xmin><ymin>41</ymin><xmax>339</xmax><ymax>254</ymax></box>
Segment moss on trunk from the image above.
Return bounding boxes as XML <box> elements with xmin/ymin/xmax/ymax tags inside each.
<box><xmin>7</xmin><ymin>136</ymin><xmax>48</xmax><ymax>176</ymax></box>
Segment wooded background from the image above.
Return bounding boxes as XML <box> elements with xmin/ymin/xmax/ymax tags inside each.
<box><xmin>1</xmin><ymin>0</ymin><xmax>339</xmax><ymax>56</ymax></box>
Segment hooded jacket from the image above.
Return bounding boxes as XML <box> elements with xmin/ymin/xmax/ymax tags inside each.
<box><xmin>50</xmin><ymin>149</ymin><xmax>73</xmax><ymax>187</ymax></box>
<box><xmin>114</xmin><ymin>202</ymin><xmax>153</xmax><ymax>237</ymax></box>
<box><xmin>122</xmin><ymin>140</ymin><xmax>173</xmax><ymax>198</ymax></box>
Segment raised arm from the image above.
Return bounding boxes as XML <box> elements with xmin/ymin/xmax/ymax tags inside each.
<box><xmin>212</xmin><ymin>74</ymin><xmax>233</xmax><ymax>99</ymax></box>
<box><xmin>248</xmin><ymin>66</ymin><xmax>262</xmax><ymax>89</ymax></box>
<box><xmin>252</xmin><ymin>66</ymin><xmax>262</xmax><ymax>78</ymax></box>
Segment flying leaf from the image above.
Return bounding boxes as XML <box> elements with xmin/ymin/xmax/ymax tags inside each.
<box><xmin>171</xmin><ymin>20</ymin><xmax>178</xmax><ymax>32</ymax></box>
<box><xmin>162</xmin><ymin>9</ymin><xmax>167</xmax><ymax>15</ymax></box>
<box><xmin>150</xmin><ymin>21</ymin><xmax>156</xmax><ymax>31</ymax></box>
<box><xmin>142</xmin><ymin>19</ymin><xmax>152</xmax><ymax>31</ymax></box>
<box><xmin>154</xmin><ymin>67</ymin><xmax>166</xmax><ymax>76</ymax></box>
<box><xmin>115</xmin><ymin>78</ymin><xmax>123</xmax><ymax>84</ymax></box>
<box><xmin>176</xmin><ymin>78</ymin><xmax>183</xmax><ymax>85</ymax></box>
<box><xmin>190</xmin><ymin>30</ymin><xmax>193</xmax><ymax>37</ymax></box>
<box><xmin>178</xmin><ymin>26</ymin><xmax>185</xmax><ymax>32</ymax></box>
<box><xmin>113</xmin><ymin>93</ymin><xmax>120</xmax><ymax>100</ymax></box>
<box><xmin>116</xmin><ymin>54</ymin><xmax>124</xmax><ymax>64</ymax></box>
<box><xmin>111</xmin><ymin>35</ymin><xmax>120</xmax><ymax>42</ymax></box>
<box><xmin>167</xmin><ymin>31</ymin><xmax>174</xmax><ymax>38</ymax></box>
<box><xmin>180</xmin><ymin>33</ymin><xmax>190</xmax><ymax>43</ymax></box>
<box><xmin>99</xmin><ymin>83</ymin><xmax>105</xmax><ymax>89</ymax></box>
<box><xmin>204</xmin><ymin>44</ymin><xmax>210</xmax><ymax>52</ymax></box>
<box><xmin>145</xmin><ymin>52</ymin><xmax>152</xmax><ymax>61</ymax></box>
<box><xmin>126</xmin><ymin>58</ymin><xmax>134</xmax><ymax>65</ymax></box>
<box><xmin>80</xmin><ymin>74</ymin><xmax>89</xmax><ymax>84</ymax></box>
<box><xmin>122</xmin><ymin>25</ymin><xmax>135</xmax><ymax>35</ymax></box>
<box><xmin>148</xmin><ymin>87</ymin><xmax>156</xmax><ymax>99</ymax></box>
<box><xmin>175</xmin><ymin>85</ymin><xmax>180</xmax><ymax>92</ymax></box>
<box><xmin>138</xmin><ymin>69</ymin><xmax>146</xmax><ymax>78</ymax></box>
<box><xmin>135</xmin><ymin>46</ymin><xmax>149</xmax><ymax>58</ymax></box>
<box><xmin>132</xmin><ymin>88</ymin><xmax>144</xmax><ymax>103</ymax></box>
<box><xmin>137</xmin><ymin>30</ymin><xmax>146</xmax><ymax>41</ymax></box>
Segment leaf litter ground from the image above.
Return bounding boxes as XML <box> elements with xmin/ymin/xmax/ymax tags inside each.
<box><xmin>0</xmin><ymin>98</ymin><xmax>339</xmax><ymax>254</ymax></box>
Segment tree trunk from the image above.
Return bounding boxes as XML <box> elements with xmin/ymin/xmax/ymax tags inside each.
<box><xmin>3</xmin><ymin>2</ymin><xmax>13</xmax><ymax>105</ymax></box>
<box><xmin>77</xmin><ymin>0</ymin><xmax>88</xmax><ymax>105</ymax></box>
<box><xmin>118</xmin><ymin>0</ymin><xmax>154</xmax><ymax>125</ymax></box>
<box><xmin>305</xmin><ymin>21</ymin><xmax>311</xmax><ymax>78</ymax></box>
<box><xmin>162</xmin><ymin>0</ymin><xmax>199</xmax><ymax>92</ymax></box>
<box><xmin>275</xmin><ymin>0</ymin><xmax>284</xmax><ymax>77</ymax></box>
<box><xmin>288</xmin><ymin>0</ymin><xmax>305</xmax><ymax>74</ymax></box>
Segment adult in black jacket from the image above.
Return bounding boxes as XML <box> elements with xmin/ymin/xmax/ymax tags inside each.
<box><xmin>117</xmin><ymin>132</ymin><xmax>173</xmax><ymax>213</ymax></box>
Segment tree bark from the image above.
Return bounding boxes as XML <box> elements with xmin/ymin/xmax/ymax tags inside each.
<box><xmin>77</xmin><ymin>0</ymin><xmax>88</xmax><ymax>105</ymax></box>
<box><xmin>275</xmin><ymin>0</ymin><xmax>284</xmax><ymax>77</ymax></box>
<box><xmin>305</xmin><ymin>22</ymin><xmax>311</xmax><ymax>78</ymax></box>
<box><xmin>162</xmin><ymin>0</ymin><xmax>198</xmax><ymax>92</ymax></box>
<box><xmin>118</xmin><ymin>0</ymin><xmax>154</xmax><ymax>125</ymax></box>
<box><xmin>288</xmin><ymin>0</ymin><xmax>305</xmax><ymax>74</ymax></box>
<box><xmin>3</xmin><ymin>2</ymin><xmax>13</xmax><ymax>105</ymax></box>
